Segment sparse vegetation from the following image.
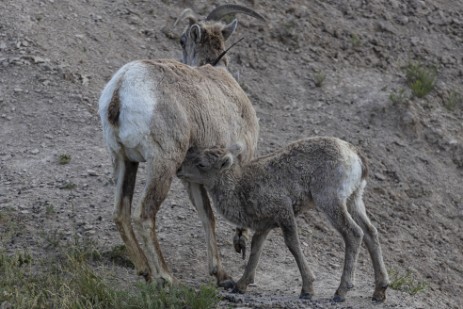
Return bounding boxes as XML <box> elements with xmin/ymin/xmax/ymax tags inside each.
<box><xmin>389</xmin><ymin>269</ymin><xmax>428</xmax><ymax>295</ymax></box>
<box><xmin>443</xmin><ymin>89</ymin><xmax>462</xmax><ymax>111</ymax></box>
<box><xmin>60</xmin><ymin>181</ymin><xmax>77</xmax><ymax>190</ymax></box>
<box><xmin>44</xmin><ymin>201</ymin><xmax>55</xmax><ymax>216</ymax></box>
<box><xmin>404</xmin><ymin>63</ymin><xmax>437</xmax><ymax>98</ymax></box>
<box><xmin>314</xmin><ymin>71</ymin><xmax>326</xmax><ymax>87</ymax></box>
<box><xmin>0</xmin><ymin>240</ymin><xmax>220</xmax><ymax>309</ymax></box>
<box><xmin>102</xmin><ymin>244</ymin><xmax>134</xmax><ymax>268</ymax></box>
<box><xmin>351</xmin><ymin>33</ymin><xmax>361</xmax><ymax>48</ymax></box>
<box><xmin>389</xmin><ymin>88</ymin><xmax>409</xmax><ymax>105</ymax></box>
<box><xmin>58</xmin><ymin>153</ymin><xmax>72</xmax><ymax>165</ymax></box>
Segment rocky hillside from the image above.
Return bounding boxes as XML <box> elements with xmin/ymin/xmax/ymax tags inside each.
<box><xmin>1</xmin><ymin>0</ymin><xmax>462</xmax><ymax>308</ymax></box>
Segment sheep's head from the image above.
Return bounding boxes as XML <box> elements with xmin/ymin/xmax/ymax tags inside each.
<box><xmin>177</xmin><ymin>144</ymin><xmax>244</xmax><ymax>185</ymax></box>
<box><xmin>174</xmin><ymin>4</ymin><xmax>265</xmax><ymax>67</ymax></box>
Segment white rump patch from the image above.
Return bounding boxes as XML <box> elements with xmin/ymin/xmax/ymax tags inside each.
<box><xmin>98</xmin><ymin>61</ymin><xmax>158</xmax><ymax>160</ymax></box>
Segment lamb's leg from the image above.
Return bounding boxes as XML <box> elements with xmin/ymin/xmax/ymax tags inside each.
<box><xmin>349</xmin><ymin>188</ymin><xmax>389</xmax><ymax>302</ymax></box>
<box><xmin>132</xmin><ymin>158</ymin><xmax>177</xmax><ymax>285</ymax></box>
<box><xmin>112</xmin><ymin>155</ymin><xmax>151</xmax><ymax>279</ymax></box>
<box><xmin>321</xmin><ymin>197</ymin><xmax>364</xmax><ymax>302</ymax></box>
<box><xmin>281</xmin><ymin>220</ymin><xmax>315</xmax><ymax>300</ymax></box>
<box><xmin>233</xmin><ymin>229</ymin><xmax>271</xmax><ymax>293</ymax></box>
<box><xmin>185</xmin><ymin>182</ymin><xmax>234</xmax><ymax>288</ymax></box>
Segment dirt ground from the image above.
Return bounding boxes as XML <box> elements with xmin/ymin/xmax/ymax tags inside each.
<box><xmin>1</xmin><ymin>0</ymin><xmax>462</xmax><ymax>308</ymax></box>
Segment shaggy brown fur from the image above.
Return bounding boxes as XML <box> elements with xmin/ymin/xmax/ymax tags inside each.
<box><xmin>177</xmin><ymin>137</ymin><xmax>389</xmax><ymax>302</ymax></box>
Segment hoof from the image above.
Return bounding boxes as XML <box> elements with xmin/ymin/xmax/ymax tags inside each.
<box><xmin>299</xmin><ymin>292</ymin><xmax>313</xmax><ymax>300</ymax></box>
<box><xmin>332</xmin><ymin>294</ymin><xmax>346</xmax><ymax>303</ymax></box>
<box><xmin>372</xmin><ymin>285</ymin><xmax>388</xmax><ymax>303</ymax></box>
<box><xmin>231</xmin><ymin>287</ymin><xmax>245</xmax><ymax>294</ymax></box>
<box><xmin>219</xmin><ymin>279</ymin><xmax>236</xmax><ymax>290</ymax></box>
<box><xmin>139</xmin><ymin>271</ymin><xmax>152</xmax><ymax>282</ymax></box>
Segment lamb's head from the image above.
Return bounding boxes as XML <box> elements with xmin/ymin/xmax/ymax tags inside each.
<box><xmin>177</xmin><ymin>144</ymin><xmax>244</xmax><ymax>185</ymax></box>
<box><xmin>174</xmin><ymin>4</ymin><xmax>265</xmax><ymax>67</ymax></box>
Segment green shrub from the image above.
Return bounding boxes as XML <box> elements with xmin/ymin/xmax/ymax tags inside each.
<box><xmin>314</xmin><ymin>71</ymin><xmax>326</xmax><ymax>88</ymax></box>
<box><xmin>404</xmin><ymin>63</ymin><xmax>437</xmax><ymax>98</ymax></box>
<box><xmin>443</xmin><ymin>90</ymin><xmax>462</xmax><ymax>111</ymax></box>
<box><xmin>389</xmin><ymin>88</ymin><xmax>409</xmax><ymax>105</ymax></box>
<box><xmin>389</xmin><ymin>269</ymin><xmax>428</xmax><ymax>295</ymax></box>
<box><xmin>58</xmin><ymin>154</ymin><xmax>72</xmax><ymax>165</ymax></box>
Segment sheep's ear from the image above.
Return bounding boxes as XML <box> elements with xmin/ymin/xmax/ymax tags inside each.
<box><xmin>222</xmin><ymin>19</ymin><xmax>238</xmax><ymax>41</ymax></box>
<box><xmin>219</xmin><ymin>153</ymin><xmax>234</xmax><ymax>170</ymax></box>
<box><xmin>189</xmin><ymin>24</ymin><xmax>202</xmax><ymax>43</ymax></box>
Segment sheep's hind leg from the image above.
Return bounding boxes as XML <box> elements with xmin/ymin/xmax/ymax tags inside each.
<box><xmin>348</xmin><ymin>189</ymin><xmax>389</xmax><ymax>302</ymax></box>
<box><xmin>281</xmin><ymin>219</ymin><xmax>315</xmax><ymax>300</ymax></box>
<box><xmin>320</xmin><ymin>196</ymin><xmax>364</xmax><ymax>302</ymax></box>
<box><xmin>132</xmin><ymin>158</ymin><xmax>177</xmax><ymax>286</ymax></box>
<box><xmin>233</xmin><ymin>229</ymin><xmax>271</xmax><ymax>293</ymax></box>
<box><xmin>185</xmin><ymin>182</ymin><xmax>234</xmax><ymax>289</ymax></box>
<box><xmin>112</xmin><ymin>155</ymin><xmax>151</xmax><ymax>280</ymax></box>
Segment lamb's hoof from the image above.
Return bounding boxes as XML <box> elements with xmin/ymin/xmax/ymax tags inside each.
<box><xmin>332</xmin><ymin>294</ymin><xmax>346</xmax><ymax>303</ymax></box>
<box><xmin>219</xmin><ymin>279</ymin><xmax>236</xmax><ymax>290</ymax></box>
<box><xmin>372</xmin><ymin>285</ymin><xmax>388</xmax><ymax>303</ymax></box>
<box><xmin>231</xmin><ymin>287</ymin><xmax>245</xmax><ymax>294</ymax></box>
<box><xmin>299</xmin><ymin>292</ymin><xmax>313</xmax><ymax>300</ymax></box>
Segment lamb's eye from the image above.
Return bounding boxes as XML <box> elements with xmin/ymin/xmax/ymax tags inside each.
<box><xmin>197</xmin><ymin>163</ymin><xmax>206</xmax><ymax>169</ymax></box>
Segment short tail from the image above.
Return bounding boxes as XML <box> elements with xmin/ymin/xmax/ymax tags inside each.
<box><xmin>358</xmin><ymin>152</ymin><xmax>369</xmax><ymax>179</ymax></box>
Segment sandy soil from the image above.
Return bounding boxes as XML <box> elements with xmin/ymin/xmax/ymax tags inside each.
<box><xmin>1</xmin><ymin>0</ymin><xmax>462</xmax><ymax>308</ymax></box>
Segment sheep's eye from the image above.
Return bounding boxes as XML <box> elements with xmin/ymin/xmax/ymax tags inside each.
<box><xmin>197</xmin><ymin>163</ymin><xmax>206</xmax><ymax>169</ymax></box>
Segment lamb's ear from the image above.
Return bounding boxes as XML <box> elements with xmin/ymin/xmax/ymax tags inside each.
<box><xmin>219</xmin><ymin>153</ymin><xmax>234</xmax><ymax>170</ymax></box>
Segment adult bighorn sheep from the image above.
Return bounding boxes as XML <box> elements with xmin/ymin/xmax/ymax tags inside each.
<box><xmin>177</xmin><ymin>137</ymin><xmax>390</xmax><ymax>302</ymax></box>
<box><xmin>98</xmin><ymin>5</ymin><xmax>265</xmax><ymax>286</ymax></box>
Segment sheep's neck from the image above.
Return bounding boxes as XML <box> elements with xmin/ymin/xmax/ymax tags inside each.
<box><xmin>208</xmin><ymin>168</ymin><xmax>246</xmax><ymax>226</ymax></box>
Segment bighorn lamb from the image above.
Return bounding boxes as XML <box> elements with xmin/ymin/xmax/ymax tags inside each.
<box><xmin>98</xmin><ymin>5</ymin><xmax>264</xmax><ymax>286</ymax></box>
<box><xmin>177</xmin><ymin>137</ymin><xmax>390</xmax><ymax>302</ymax></box>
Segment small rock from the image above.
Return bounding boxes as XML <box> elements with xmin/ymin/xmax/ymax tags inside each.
<box><xmin>30</xmin><ymin>148</ymin><xmax>39</xmax><ymax>154</ymax></box>
<box><xmin>87</xmin><ymin>169</ymin><xmax>98</xmax><ymax>176</ymax></box>
<box><xmin>397</xmin><ymin>16</ymin><xmax>409</xmax><ymax>25</ymax></box>
<box><xmin>376</xmin><ymin>21</ymin><xmax>397</xmax><ymax>34</ymax></box>
<box><xmin>375</xmin><ymin>173</ymin><xmax>386</xmax><ymax>181</ymax></box>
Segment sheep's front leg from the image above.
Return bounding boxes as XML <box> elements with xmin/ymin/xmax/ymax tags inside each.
<box><xmin>233</xmin><ymin>229</ymin><xmax>271</xmax><ymax>293</ymax></box>
<box><xmin>112</xmin><ymin>155</ymin><xmax>151</xmax><ymax>279</ymax></box>
<box><xmin>281</xmin><ymin>221</ymin><xmax>315</xmax><ymax>300</ymax></box>
<box><xmin>185</xmin><ymin>182</ymin><xmax>234</xmax><ymax>289</ymax></box>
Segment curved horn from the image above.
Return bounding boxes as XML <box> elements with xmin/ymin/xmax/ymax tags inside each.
<box><xmin>206</xmin><ymin>4</ymin><xmax>265</xmax><ymax>22</ymax></box>
<box><xmin>174</xmin><ymin>8</ymin><xmax>199</xmax><ymax>27</ymax></box>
